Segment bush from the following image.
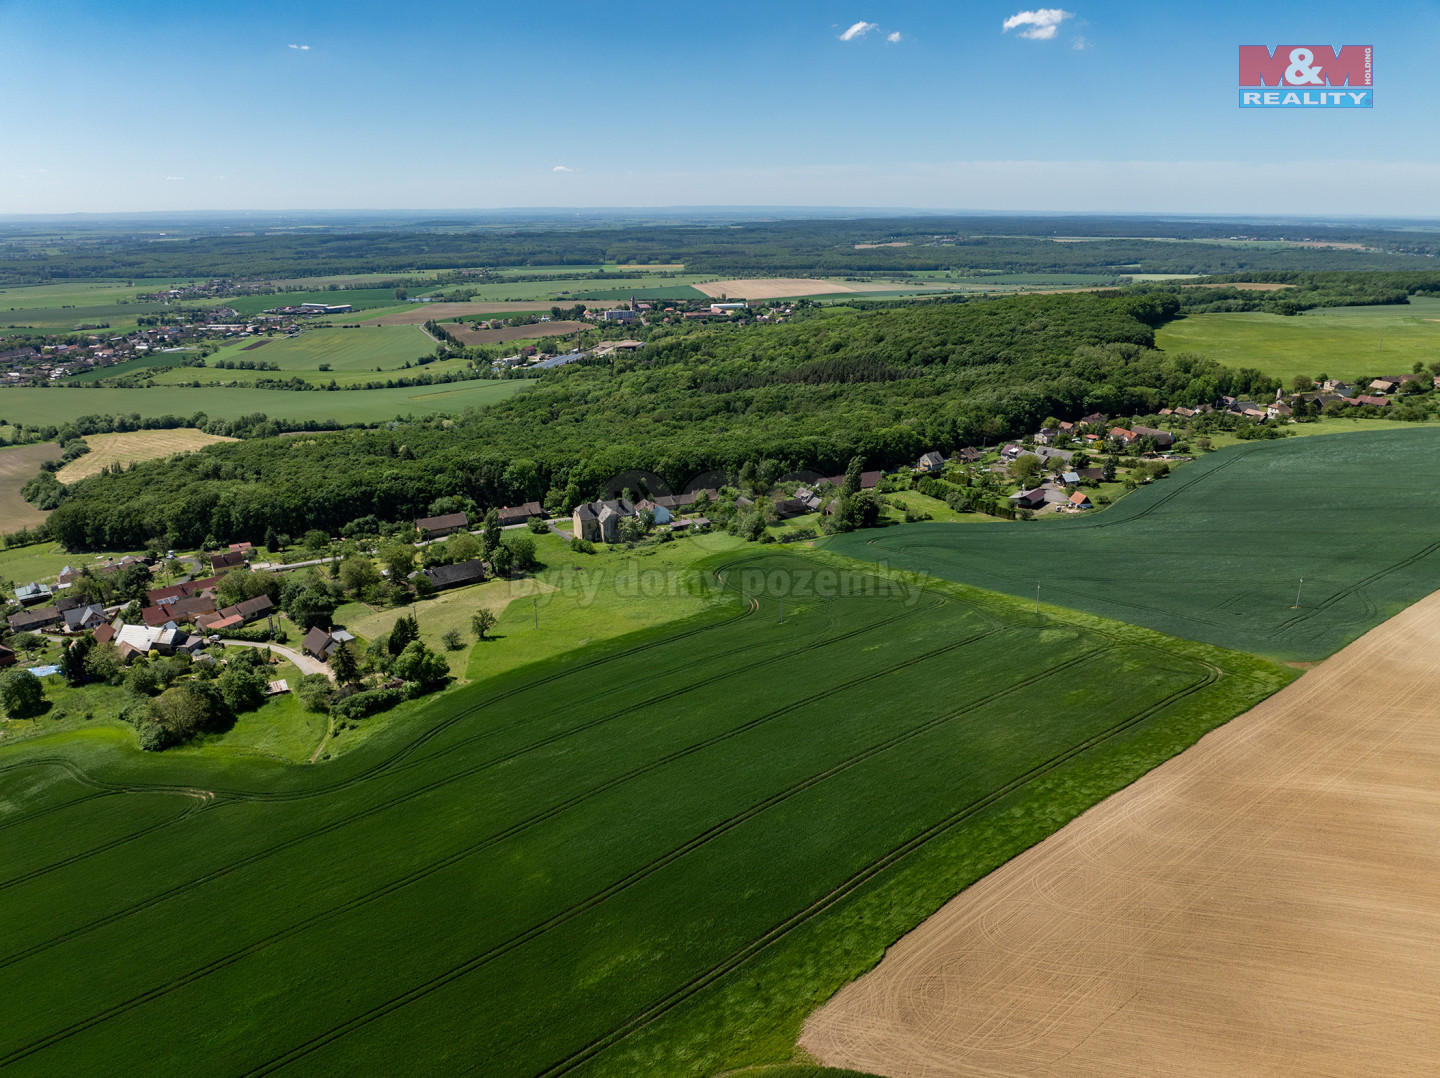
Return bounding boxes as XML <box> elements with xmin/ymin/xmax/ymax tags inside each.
<box><xmin>503</xmin><ymin>533</ymin><xmax>539</xmax><ymax>572</ymax></box>
<box><xmin>330</xmin><ymin>687</ymin><xmax>402</xmax><ymax>721</ymax></box>
<box><xmin>441</xmin><ymin>628</ymin><xmax>464</xmax><ymax>651</ymax></box>
<box><xmin>297</xmin><ymin>673</ymin><xmax>333</xmax><ymax>713</ymax></box>
<box><xmin>569</xmin><ymin>537</ymin><xmax>595</xmax><ymax>554</ymax></box>
<box><xmin>527</xmin><ymin>517</ymin><xmax>549</xmax><ymax>534</ymax></box>
<box><xmin>0</xmin><ymin>669</ymin><xmax>45</xmax><ymax>719</ymax></box>
<box><xmin>218</xmin><ymin>664</ymin><xmax>268</xmax><ymax>714</ymax></box>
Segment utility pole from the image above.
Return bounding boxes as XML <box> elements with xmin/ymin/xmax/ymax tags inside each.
<box><xmin>1294</xmin><ymin>577</ymin><xmax>1303</xmax><ymax>609</ymax></box>
<box><xmin>533</xmin><ymin>597</ymin><xmax>538</xmax><ymax>629</ymax></box>
<box><xmin>1035</xmin><ymin>583</ymin><xmax>1040</xmax><ymax>615</ymax></box>
<box><xmin>779</xmin><ymin>597</ymin><xmax>785</xmax><ymax>624</ymax></box>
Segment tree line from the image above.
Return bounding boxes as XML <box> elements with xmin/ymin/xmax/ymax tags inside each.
<box><xmin>39</xmin><ymin>290</ymin><xmax>1284</xmax><ymax>551</ymax></box>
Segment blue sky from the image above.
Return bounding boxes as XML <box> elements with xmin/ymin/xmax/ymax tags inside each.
<box><xmin>2</xmin><ymin>0</ymin><xmax>1437</xmax><ymax>215</ymax></box>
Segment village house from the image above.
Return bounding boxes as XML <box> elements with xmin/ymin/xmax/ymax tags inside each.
<box><xmin>210</xmin><ymin>549</ymin><xmax>246</xmax><ymax>573</ymax></box>
<box><xmin>414</xmin><ymin>512</ymin><xmax>469</xmax><ymax>539</ymax></box>
<box><xmin>62</xmin><ymin>604</ymin><xmax>107</xmax><ymax>633</ymax></box>
<box><xmin>916</xmin><ymin>451</ymin><xmax>946</xmax><ymax>473</ymax></box>
<box><xmin>114</xmin><ymin>624</ymin><xmax>204</xmax><ymax>663</ymax></box>
<box><xmin>0</xmin><ymin>644</ymin><xmax>14</xmax><ymax>668</ymax></box>
<box><xmin>1068</xmin><ymin>491</ymin><xmax>1093</xmax><ymax>510</ymax></box>
<box><xmin>1131</xmin><ymin>425</ymin><xmax>1175</xmax><ymax>448</ymax></box>
<box><xmin>302</xmin><ymin>627</ymin><xmax>356</xmax><ymax>661</ymax></box>
<box><xmin>635</xmin><ymin>499</ymin><xmax>673</xmax><ymax>525</ymax></box>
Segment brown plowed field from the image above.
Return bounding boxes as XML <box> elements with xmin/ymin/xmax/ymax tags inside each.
<box><xmin>802</xmin><ymin>589</ymin><xmax>1440</xmax><ymax>1077</ymax></box>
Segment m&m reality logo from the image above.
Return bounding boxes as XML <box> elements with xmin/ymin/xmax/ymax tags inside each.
<box><xmin>1239</xmin><ymin>46</ymin><xmax>1372</xmax><ymax>108</ymax></box>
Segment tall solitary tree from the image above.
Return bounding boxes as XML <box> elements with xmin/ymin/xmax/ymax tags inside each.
<box><xmin>471</xmin><ymin>608</ymin><xmax>497</xmax><ymax>641</ymax></box>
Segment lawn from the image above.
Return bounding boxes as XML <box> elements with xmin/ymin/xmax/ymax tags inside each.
<box><xmin>0</xmin><ymin>541</ymin><xmax>146</xmax><ymax>589</ymax></box>
<box><xmin>1155</xmin><ymin>297</ymin><xmax>1440</xmax><ymax>383</ymax></box>
<box><xmin>826</xmin><ymin>425</ymin><xmax>1440</xmax><ymax>662</ymax></box>
<box><xmin>0</xmin><ymin>442</ymin><xmax>60</xmax><ymax>531</ymax></box>
<box><xmin>56</xmin><ymin>428</ymin><xmax>234</xmax><ymax>483</ymax></box>
<box><xmin>0</xmin><ymin>378</ymin><xmax>534</xmax><ymax>427</ymax></box>
<box><xmin>0</xmin><ymin>547</ymin><xmax>1288</xmax><ymax>1077</ymax></box>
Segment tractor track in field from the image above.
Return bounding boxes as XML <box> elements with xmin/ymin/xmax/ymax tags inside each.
<box><xmin>1</xmin><ymin>623</ymin><xmax>1062</xmax><ymax>1068</ymax></box>
<box><xmin>0</xmin><ymin>570</ymin><xmax>955</xmax><ymax>969</ymax></box>
<box><xmin>524</xmin><ymin>653</ymin><xmax>1224</xmax><ymax>1078</ymax></box>
<box><xmin>243</xmin><ymin>647</ymin><xmax>1220</xmax><ymax>1078</ymax></box>
<box><xmin>1272</xmin><ymin>537</ymin><xmax>1440</xmax><ymax>637</ymax></box>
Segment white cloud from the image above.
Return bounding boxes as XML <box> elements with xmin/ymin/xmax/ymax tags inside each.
<box><xmin>288</xmin><ymin>43</ymin><xmax>310</xmax><ymax>51</ymax></box>
<box><xmin>1071</xmin><ymin>35</ymin><xmax>1089</xmax><ymax>50</ymax></box>
<box><xmin>164</xmin><ymin>176</ymin><xmax>185</xmax><ymax>182</ymax></box>
<box><xmin>553</xmin><ymin>165</ymin><xmax>573</xmax><ymax>172</ymax></box>
<box><xmin>1002</xmin><ymin>9</ymin><xmax>1073</xmax><ymax>40</ymax></box>
<box><xmin>839</xmin><ymin>21</ymin><xmax>877</xmax><ymax>41</ymax></box>
<box><xmin>886</xmin><ymin>31</ymin><xmax>902</xmax><ymax>43</ymax></box>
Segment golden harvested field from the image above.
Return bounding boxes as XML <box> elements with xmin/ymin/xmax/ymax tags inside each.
<box><xmin>443</xmin><ymin>319</ymin><xmax>588</xmax><ymax>347</ymax></box>
<box><xmin>0</xmin><ymin>442</ymin><xmax>61</xmax><ymax>530</ymax></box>
<box><xmin>363</xmin><ymin>301</ymin><xmax>571</xmax><ymax>325</ymax></box>
<box><xmin>57</xmin><ymin>428</ymin><xmax>234</xmax><ymax>483</ymax></box>
<box><xmin>695</xmin><ymin>278</ymin><xmax>857</xmax><ymax>299</ymax></box>
<box><xmin>802</xmin><ymin>588</ymin><xmax>1440</xmax><ymax>1078</ymax></box>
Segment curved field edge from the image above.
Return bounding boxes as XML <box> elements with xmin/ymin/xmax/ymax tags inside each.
<box><xmin>0</xmin><ymin>550</ymin><xmax>1294</xmax><ymax>1078</ymax></box>
<box><xmin>821</xmin><ymin>427</ymin><xmax>1440</xmax><ymax>663</ymax></box>
<box><xmin>580</xmin><ymin>553</ymin><xmax>1294</xmax><ymax>1078</ymax></box>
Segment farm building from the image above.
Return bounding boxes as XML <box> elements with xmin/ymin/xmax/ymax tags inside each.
<box><xmin>0</xmin><ymin>644</ymin><xmax>14</xmax><ymax>668</ymax></box>
<box><xmin>14</xmin><ymin>582</ymin><xmax>52</xmax><ymax>606</ymax></box>
<box><xmin>414</xmin><ymin>512</ymin><xmax>469</xmax><ymax>539</ymax></box>
<box><xmin>8</xmin><ymin>606</ymin><xmax>61</xmax><ymax>632</ymax></box>
<box><xmin>495</xmin><ymin>502</ymin><xmax>544</xmax><ymax>526</ymax></box>
<box><xmin>423</xmin><ymin>559</ymin><xmax>488</xmax><ymax>591</ymax></box>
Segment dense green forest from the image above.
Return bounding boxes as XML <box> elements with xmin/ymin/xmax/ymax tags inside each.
<box><xmin>3</xmin><ymin>215</ymin><xmax>1439</xmax><ymax>284</ymax></box>
<box><xmin>1146</xmin><ymin>270</ymin><xmax>1440</xmax><ymax>315</ymax></box>
<box><xmin>42</xmin><ymin>291</ymin><xmax>1281</xmax><ymax>550</ymax></box>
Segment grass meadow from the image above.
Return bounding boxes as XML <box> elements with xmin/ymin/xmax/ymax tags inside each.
<box><xmin>827</xmin><ymin>426</ymin><xmax>1440</xmax><ymax>662</ymax></box>
<box><xmin>1155</xmin><ymin>297</ymin><xmax>1440</xmax><ymax>383</ymax></box>
<box><xmin>0</xmin><ymin>548</ymin><xmax>1287</xmax><ymax>1077</ymax></box>
<box><xmin>0</xmin><ymin>279</ymin><xmax>187</xmax><ymax>335</ymax></box>
<box><xmin>0</xmin><ymin>378</ymin><xmax>533</xmax><ymax>427</ymax></box>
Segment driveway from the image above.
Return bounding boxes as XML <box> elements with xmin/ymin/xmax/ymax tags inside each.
<box><xmin>221</xmin><ymin>638</ymin><xmax>334</xmax><ymax>682</ymax></box>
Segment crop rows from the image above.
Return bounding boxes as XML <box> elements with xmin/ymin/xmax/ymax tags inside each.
<box><xmin>0</xmin><ymin>552</ymin><xmax>1270</xmax><ymax>1077</ymax></box>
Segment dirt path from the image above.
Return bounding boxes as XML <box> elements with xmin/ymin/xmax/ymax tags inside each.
<box><xmin>801</xmin><ymin>590</ymin><xmax>1440</xmax><ymax>1077</ymax></box>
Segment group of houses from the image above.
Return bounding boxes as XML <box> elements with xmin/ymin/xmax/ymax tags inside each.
<box><xmin>6</xmin><ymin>547</ymin><xmax>280</xmax><ymax>665</ymax></box>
